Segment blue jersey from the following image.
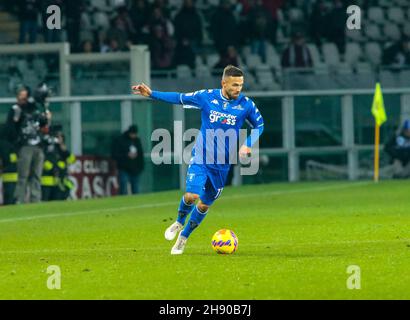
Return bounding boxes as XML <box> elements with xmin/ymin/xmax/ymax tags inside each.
<box><xmin>151</xmin><ymin>89</ymin><xmax>264</xmax><ymax>171</ymax></box>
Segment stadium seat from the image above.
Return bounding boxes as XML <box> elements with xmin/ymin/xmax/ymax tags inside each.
<box><xmin>365</xmin><ymin>23</ymin><xmax>382</xmax><ymax>41</ymax></box>
<box><xmin>277</xmin><ymin>9</ymin><xmax>285</xmax><ymax>27</ymax></box>
<box><xmin>356</xmin><ymin>62</ymin><xmax>372</xmax><ymax>74</ymax></box>
<box><xmin>206</xmin><ymin>53</ymin><xmax>219</xmax><ymax>68</ymax></box>
<box><xmin>195</xmin><ymin>55</ymin><xmax>205</xmax><ymax>68</ymax></box>
<box><xmin>365</xmin><ymin>42</ymin><xmax>382</xmax><ymax>65</ymax></box>
<box><xmin>81</xmin><ymin>12</ymin><xmax>93</xmax><ymax>31</ymax></box>
<box><xmin>276</xmin><ymin>27</ymin><xmax>286</xmax><ymax>44</ymax></box>
<box><xmin>307</xmin><ymin>43</ymin><xmax>321</xmax><ymax>66</ymax></box>
<box><xmin>195</xmin><ymin>64</ymin><xmax>211</xmax><ymax>77</ymax></box>
<box><xmin>207</xmin><ymin>0</ymin><xmax>219</xmax><ymax>6</ymax></box>
<box><xmin>168</xmin><ymin>0</ymin><xmax>182</xmax><ymax>8</ymax></box>
<box><xmin>245</xmin><ymin>54</ymin><xmax>262</xmax><ymax>69</ymax></box>
<box><xmin>383</xmin><ymin>23</ymin><xmax>401</xmax><ymax>41</ymax></box>
<box><xmin>337</xmin><ymin>62</ymin><xmax>353</xmax><ymax>74</ymax></box>
<box><xmin>176</xmin><ymin>65</ymin><xmax>192</xmax><ymax>78</ymax></box>
<box><xmin>32</xmin><ymin>58</ymin><xmax>47</xmax><ymax>77</ymax></box>
<box><xmin>241</xmin><ymin>45</ymin><xmax>251</xmax><ymax>57</ymax></box>
<box><xmin>395</xmin><ymin>0</ymin><xmax>409</xmax><ymax>7</ymax></box>
<box><xmin>403</xmin><ymin>22</ymin><xmax>410</xmax><ymax>37</ymax></box>
<box><xmin>380</xmin><ymin>70</ymin><xmax>398</xmax><ymax>87</ymax></box>
<box><xmin>242</xmin><ymin>70</ymin><xmax>256</xmax><ymax>90</ymax></box>
<box><xmin>16</xmin><ymin>59</ymin><xmax>28</xmax><ymax>74</ymax></box>
<box><xmin>377</xmin><ymin>0</ymin><xmax>391</xmax><ymax>8</ymax></box>
<box><xmin>387</xmin><ymin>7</ymin><xmax>405</xmax><ymax>24</ymax></box>
<box><xmin>345</xmin><ymin>42</ymin><xmax>362</xmax><ymax>66</ymax></box>
<box><xmin>288</xmin><ymin>8</ymin><xmax>304</xmax><ymax>22</ymax></box>
<box><xmin>346</xmin><ymin>28</ymin><xmax>364</xmax><ymax>42</ymax></box>
<box><xmin>322</xmin><ymin>43</ymin><xmax>341</xmax><ymax>67</ymax></box>
<box><xmin>367</xmin><ymin>7</ymin><xmax>385</xmax><ymax>24</ymax></box>
<box><xmin>266</xmin><ymin>43</ymin><xmax>280</xmax><ymax>69</ymax></box>
<box><xmin>111</xmin><ymin>0</ymin><xmax>126</xmax><ymax>7</ymax></box>
<box><xmin>93</xmin><ymin>12</ymin><xmax>110</xmax><ymax>29</ymax></box>
<box><xmin>90</xmin><ymin>0</ymin><xmax>109</xmax><ymax>11</ymax></box>
<box><xmin>256</xmin><ymin>70</ymin><xmax>275</xmax><ymax>90</ymax></box>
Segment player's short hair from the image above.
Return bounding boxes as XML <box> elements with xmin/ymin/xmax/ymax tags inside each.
<box><xmin>222</xmin><ymin>65</ymin><xmax>244</xmax><ymax>78</ymax></box>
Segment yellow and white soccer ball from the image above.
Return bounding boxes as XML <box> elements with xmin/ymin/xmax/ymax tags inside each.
<box><xmin>211</xmin><ymin>229</ymin><xmax>238</xmax><ymax>254</ymax></box>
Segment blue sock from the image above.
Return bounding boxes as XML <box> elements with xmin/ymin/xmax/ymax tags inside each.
<box><xmin>181</xmin><ymin>205</ymin><xmax>208</xmax><ymax>238</ymax></box>
<box><xmin>177</xmin><ymin>196</ymin><xmax>194</xmax><ymax>225</ymax></box>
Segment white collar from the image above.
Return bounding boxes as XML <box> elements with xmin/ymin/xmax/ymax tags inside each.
<box><xmin>219</xmin><ymin>89</ymin><xmax>230</xmax><ymax>102</ymax></box>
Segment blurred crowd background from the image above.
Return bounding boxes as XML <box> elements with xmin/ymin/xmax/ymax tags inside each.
<box><xmin>0</xmin><ymin>0</ymin><xmax>410</xmax><ymax>95</ymax></box>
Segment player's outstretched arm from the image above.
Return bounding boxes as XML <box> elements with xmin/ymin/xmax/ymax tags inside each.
<box><xmin>131</xmin><ymin>83</ymin><xmax>152</xmax><ymax>97</ymax></box>
<box><xmin>131</xmin><ymin>83</ymin><xmax>182</xmax><ymax>105</ymax></box>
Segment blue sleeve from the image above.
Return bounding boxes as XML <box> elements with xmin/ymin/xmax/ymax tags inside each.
<box><xmin>150</xmin><ymin>91</ymin><xmax>181</xmax><ymax>104</ymax></box>
<box><xmin>151</xmin><ymin>90</ymin><xmax>205</xmax><ymax>109</ymax></box>
<box><xmin>244</xmin><ymin>100</ymin><xmax>264</xmax><ymax>148</ymax></box>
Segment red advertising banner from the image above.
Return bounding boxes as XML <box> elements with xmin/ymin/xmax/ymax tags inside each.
<box><xmin>68</xmin><ymin>155</ymin><xmax>119</xmax><ymax>199</ymax></box>
<box><xmin>0</xmin><ymin>155</ymin><xmax>118</xmax><ymax>205</ymax></box>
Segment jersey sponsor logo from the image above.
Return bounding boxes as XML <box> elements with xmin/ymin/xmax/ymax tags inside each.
<box><xmin>209</xmin><ymin>110</ymin><xmax>237</xmax><ymax>125</ymax></box>
<box><xmin>232</xmin><ymin>104</ymin><xmax>244</xmax><ymax>110</ymax></box>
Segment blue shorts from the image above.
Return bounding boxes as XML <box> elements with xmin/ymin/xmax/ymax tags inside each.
<box><xmin>185</xmin><ymin>164</ymin><xmax>230</xmax><ymax>206</ymax></box>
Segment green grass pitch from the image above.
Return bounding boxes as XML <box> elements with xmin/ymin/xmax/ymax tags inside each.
<box><xmin>0</xmin><ymin>180</ymin><xmax>409</xmax><ymax>299</ymax></box>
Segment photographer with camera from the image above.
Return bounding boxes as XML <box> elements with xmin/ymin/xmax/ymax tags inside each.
<box><xmin>6</xmin><ymin>84</ymin><xmax>52</xmax><ymax>204</ymax></box>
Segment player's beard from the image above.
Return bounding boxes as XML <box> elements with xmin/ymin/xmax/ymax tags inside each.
<box><xmin>228</xmin><ymin>91</ymin><xmax>240</xmax><ymax>100</ymax></box>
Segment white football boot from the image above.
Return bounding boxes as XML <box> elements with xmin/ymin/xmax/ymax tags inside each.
<box><xmin>164</xmin><ymin>221</ymin><xmax>183</xmax><ymax>241</ymax></box>
<box><xmin>171</xmin><ymin>232</ymin><xmax>188</xmax><ymax>255</ymax></box>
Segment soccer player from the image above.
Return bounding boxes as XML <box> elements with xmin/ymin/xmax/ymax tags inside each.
<box><xmin>131</xmin><ymin>65</ymin><xmax>264</xmax><ymax>254</ymax></box>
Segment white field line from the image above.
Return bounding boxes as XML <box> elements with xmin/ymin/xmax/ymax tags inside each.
<box><xmin>0</xmin><ymin>182</ymin><xmax>371</xmax><ymax>224</ymax></box>
<box><xmin>0</xmin><ymin>238</ymin><xmax>408</xmax><ymax>256</ymax></box>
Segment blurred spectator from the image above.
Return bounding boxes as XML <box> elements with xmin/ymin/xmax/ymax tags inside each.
<box><xmin>281</xmin><ymin>32</ymin><xmax>313</xmax><ymax>68</ymax></box>
<box><xmin>6</xmin><ymin>86</ymin><xmax>51</xmax><ymax>204</ymax></box>
<box><xmin>173</xmin><ymin>0</ymin><xmax>203</xmax><ymax>69</ymax></box>
<box><xmin>385</xmin><ymin>120</ymin><xmax>410</xmax><ymax>178</ymax></box>
<box><xmin>18</xmin><ymin>0</ymin><xmax>40</xmax><ymax>43</ymax></box>
<box><xmin>101</xmin><ymin>38</ymin><xmax>122</xmax><ymax>53</ymax></box>
<box><xmin>210</xmin><ymin>0</ymin><xmax>239</xmax><ymax>55</ymax></box>
<box><xmin>310</xmin><ymin>0</ymin><xmax>329</xmax><ymax>48</ymax></box>
<box><xmin>149</xmin><ymin>25</ymin><xmax>175</xmax><ymax>69</ymax></box>
<box><xmin>150</xmin><ymin>0</ymin><xmax>171</xmax><ymax>19</ymax></box>
<box><xmin>81</xmin><ymin>40</ymin><xmax>95</xmax><ymax>54</ymax></box>
<box><xmin>245</xmin><ymin>0</ymin><xmax>273</xmax><ymax>62</ymax></box>
<box><xmin>148</xmin><ymin>5</ymin><xmax>174</xmax><ymax>37</ymax></box>
<box><xmin>382</xmin><ymin>37</ymin><xmax>410</xmax><ymax>68</ymax></box>
<box><xmin>325</xmin><ymin>0</ymin><xmax>347</xmax><ymax>54</ymax></box>
<box><xmin>105</xmin><ymin>11</ymin><xmax>135</xmax><ymax>51</ymax></box>
<box><xmin>111</xmin><ymin>125</ymin><xmax>144</xmax><ymax>195</ymax></box>
<box><xmin>214</xmin><ymin>46</ymin><xmax>239</xmax><ymax>70</ymax></box>
<box><xmin>261</xmin><ymin>0</ymin><xmax>284</xmax><ymax>45</ymax></box>
<box><xmin>129</xmin><ymin>0</ymin><xmax>150</xmax><ymax>43</ymax></box>
<box><xmin>65</xmin><ymin>1</ymin><xmax>84</xmax><ymax>50</ymax></box>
